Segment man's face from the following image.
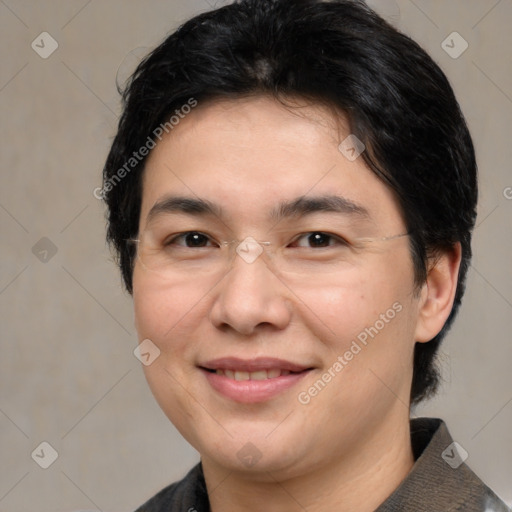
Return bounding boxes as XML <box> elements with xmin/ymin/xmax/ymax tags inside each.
<box><xmin>132</xmin><ymin>96</ymin><xmax>422</xmax><ymax>478</ymax></box>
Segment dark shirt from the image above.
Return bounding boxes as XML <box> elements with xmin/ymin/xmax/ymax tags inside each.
<box><xmin>135</xmin><ymin>418</ymin><xmax>510</xmax><ymax>511</ymax></box>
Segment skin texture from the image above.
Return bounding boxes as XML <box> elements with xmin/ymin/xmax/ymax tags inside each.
<box><xmin>132</xmin><ymin>95</ymin><xmax>461</xmax><ymax>511</ymax></box>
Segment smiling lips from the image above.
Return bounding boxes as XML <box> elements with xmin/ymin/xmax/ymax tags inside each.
<box><xmin>214</xmin><ymin>368</ymin><xmax>292</xmax><ymax>380</ymax></box>
<box><xmin>200</xmin><ymin>357</ymin><xmax>312</xmax><ymax>403</ymax></box>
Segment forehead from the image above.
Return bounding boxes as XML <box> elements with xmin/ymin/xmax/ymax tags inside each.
<box><xmin>139</xmin><ymin>95</ymin><xmax>404</xmax><ymax>231</ymax></box>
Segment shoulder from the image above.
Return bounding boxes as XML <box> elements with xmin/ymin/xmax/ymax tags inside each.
<box><xmin>377</xmin><ymin>418</ymin><xmax>510</xmax><ymax>511</ymax></box>
<box><xmin>134</xmin><ymin>463</ymin><xmax>210</xmax><ymax>512</ymax></box>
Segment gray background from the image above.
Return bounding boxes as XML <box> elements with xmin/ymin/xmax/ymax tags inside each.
<box><xmin>1</xmin><ymin>1</ymin><xmax>511</xmax><ymax>510</ymax></box>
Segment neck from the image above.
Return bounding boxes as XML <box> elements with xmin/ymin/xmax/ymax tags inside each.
<box><xmin>203</xmin><ymin>415</ymin><xmax>414</xmax><ymax>512</ymax></box>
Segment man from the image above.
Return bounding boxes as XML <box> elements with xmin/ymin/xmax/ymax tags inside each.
<box><xmin>102</xmin><ymin>0</ymin><xmax>509</xmax><ymax>510</ymax></box>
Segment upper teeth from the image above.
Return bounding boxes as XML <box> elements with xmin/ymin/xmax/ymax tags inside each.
<box><xmin>215</xmin><ymin>369</ymin><xmax>291</xmax><ymax>380</ymax></box>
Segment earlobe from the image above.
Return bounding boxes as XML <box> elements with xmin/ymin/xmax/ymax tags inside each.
<box><xmin>414</xmin><ymin>243</ymin><xmax>462</xmax><ymax>343</ymax></box>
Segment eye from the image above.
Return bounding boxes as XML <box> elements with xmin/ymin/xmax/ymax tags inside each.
<box><xmin>290</xmin><ymin>232</ymin><xmax>348</xmax><ymax>248</ymax></box>
<box><xmin>165</xmin><ymin>231</ymin><xmax>215</xmax><ymax>248</ymax></box>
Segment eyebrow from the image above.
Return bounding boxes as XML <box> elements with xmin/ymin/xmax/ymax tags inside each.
<box><xmin>270</xmin><ymin>195</ymin><xmax>370</xmax><ymax>222</ymax></box>
<box><xmin>147</xmin><ymin>196</ymin><xmax>223</xmax><ymax>223</ymax></box>
<box><xmin>146</xmin><ymin>194</ymin><xmax>370</xmax><ymax>223</ymax></box>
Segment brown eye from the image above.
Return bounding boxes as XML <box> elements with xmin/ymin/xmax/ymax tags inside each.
<box><xmin>167</xmin><ymin>231</ymin><xmax>212</xmax><ymax>248</ymax></box>
<box><xmin>291</xmin><ymin>232</ymin><xmax>347</xmax><ymax>248</ymax></box>
<box><xmin>307</xmin><ymin>232</ymin><xmax>331</xmax><ymax>247</ymax></box>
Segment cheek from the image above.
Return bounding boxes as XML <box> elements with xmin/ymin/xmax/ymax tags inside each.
<box><xmin>304</xmin><ymin>292</ymin><xmax>417</xmax><ymax>427</ymax></box>
<box><xmin>133</xmin><ymin>266</ymin><xmax>203</xmax><ymax>339</ymax></box>
<box><xmin>132</xmin><ymin>273</ymin><xmax>201</xmax><ymax>373</ymax></box>
<box><xmin>132</xmin><ymin>275</ymin><xmax>203</xmax><ymax>430</ymax></box>
<box><xmin>297</xmin><ymin>271</ymin><xmax>390</xmax><ymax>346</ymax></box>
<box><xmin>133</xmin><ymin>284</ymin><xmax>170</xmax><ymax>343</ymax></box>
<box><xmin>299</xmin><ymin>256</ymin><xmax>418</xmax><ymax>376</ymax></box>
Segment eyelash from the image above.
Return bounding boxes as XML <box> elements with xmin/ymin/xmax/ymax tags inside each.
<box><xmin>164</xmin><ymin>231</ymin><xmax>350</xmax><ymax>249</ymax></box>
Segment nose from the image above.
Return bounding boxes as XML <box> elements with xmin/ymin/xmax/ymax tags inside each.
<box><xmin>208</xmin><ymin>246</ymin><xmax>292</xmax><ymax>336</ymax></box>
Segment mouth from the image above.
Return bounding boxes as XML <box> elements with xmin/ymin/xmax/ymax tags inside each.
<box><xmin>199</xmin><ymin>357</ymin><xmax>313</xmax><ymax>403</ymax></box>
<box><xmin>209</xmin><ymin>368</ymin><xmax>295</xmax><ymax>380</ymax></box>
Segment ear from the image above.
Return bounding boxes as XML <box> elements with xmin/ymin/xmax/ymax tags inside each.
<box><xmin>414</xmin><ymin>243</ymin><xmax>462</xmax><ymax>343</ymax></box>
